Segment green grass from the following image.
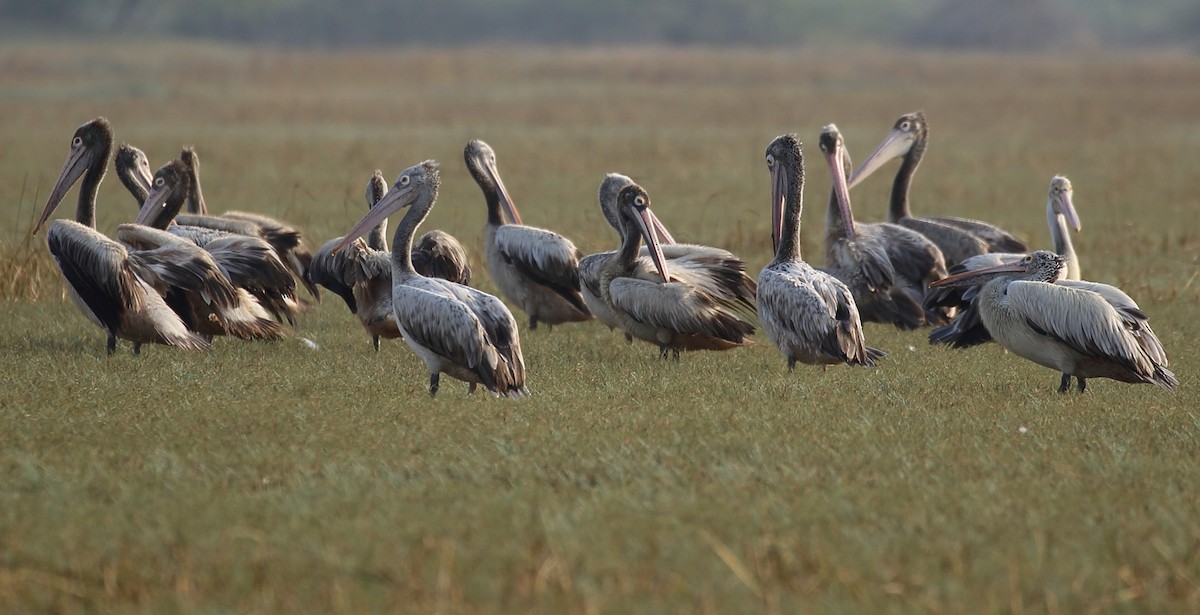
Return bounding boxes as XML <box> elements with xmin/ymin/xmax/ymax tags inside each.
<box><xmin>1</xmin><ymin>42</ymin><xmax>1199</xmax><ymax>612</ymax></box>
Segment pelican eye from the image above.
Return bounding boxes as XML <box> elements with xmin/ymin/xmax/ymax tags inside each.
<box><xmin>154</xmin><ymin>177</ymin><xmax>165</xmax><ymax>187</ymax></box>
<box><xmin>899</xmin><ymin>121</ymin><xmax>911</xmax><ymax>131</ymax></box>
<box><xmin>634</xmin><ymin>195</ymin><xmax>647</xmax><ymax>207</ymax></box>
<box><xmin>765</xmin><ymin>154</ymin><xmax>775</xmax><ymax>166</ymax></box>
<box><xmin>398</xmin><ymin>175</ymin><xmax>410</xmax><ymax>186</ymax></box>
<box><xmin>72</xmin><ymin>136</ymin><xmax>82</xmax><ymax>147</ymax></box>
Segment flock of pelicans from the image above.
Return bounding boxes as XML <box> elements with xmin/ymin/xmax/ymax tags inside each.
<box><xmin>32</xmin><ymin>114</ymin><xmax>1177</xmax><ymax>397</ymax></box>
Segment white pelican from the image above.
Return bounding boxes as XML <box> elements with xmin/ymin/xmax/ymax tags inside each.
<box><xmin>466</xmin><ymin>139</ymin><xmax>591</xmax><ymax>330</ymax></box>
<box><xmin>848</xmin><ymin>111</ymin><xmax>1027</xmax><ymax>263</ymax></box>
<box><xmin>32</xmin><ymin>117</ymin><xmax>211</xmax><ymax>354</ymax></box>
<box><xmin>759</xmin><ymin>134</ymin><xmax>884</xmax><ymax>370</ymax></box>
<box><xmin>818</xmin><ymin>124</ymin><xmax>950</xmax><ymax>329</ymax></box>
<box><xmin>332</xmin><ymin>161</ymin><xmax>528</xmax><ymax>397</ymax></box>
<box><xmin>930</xmin><ymin>251</ymin><xmax>1175</xmax><ymax>393</ymax></box>
<box><xmin>598</xmin><ymin>182</ymin><xmax>755</xmax><ymax>359</ymax></box>
<box><xmin>579</xmin><ymin>173</ymin><xmax>757</xmax><ymax>341</ymax></box>
<box><xmin>928</xmin><ymin>175</ymin><xmax>1083</xmax><ymax>347</ymax></box>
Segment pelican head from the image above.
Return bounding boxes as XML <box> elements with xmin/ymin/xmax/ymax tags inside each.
<box><xmin>34</xmin><ymin>117</ymin><xmax>114</xmax><ymax>234</ymax></box>
<box><xmin>616</xmin><ymin>184</ymin><xmax>670</xmax><ymax>283</ymax></box>
<box><xmin>818</xmin><ymin>124</ymin><xmax>857</xmax><ymax>241</ymax></box>
<box><xmin>765</xmin><ymin>133</ymin><xmax>803</xmax><ymax>253</ymax></box>
<box><xmin>464</xmin><ymin>139</ymin><xmax>521</xmax><ymax>225</ymax></box>
<box><xmin>136</xmin><ymin>159</ymin><xmax>192</xmax><ymax>227</ymax></box>
<box><xmin>114</xmin><ymin>143</ymin><xmax>153</xmax><ymax>203</ymax></box>
<box><xmin>179</xmin><ymin>146</ymin><xmax>208</xmax><ymax>215</ymax></box>
<box><xmin>931</xmin><ymin>250</ymin><xmax>1066</xmax><ymax>289</ymax></box>
<box><xmin>847</xmin><ymin>110</ymin><xmax>925</xmax><ymax>189</ymax></box>
<box><xmin>599</xmin><ymin>172</ymin><xmax>676</xmax><ymax>245</ymax></box>
<box><xmin>333</xmin><ymin>160</ymin><xmax>440</xmax><ymax>254</ymax></box>
<box><xmin>366</xmin><ymin>169</ymin><xmax>388</xmax><ymax>209</ymax></box>
<box><xmin>1048</xmin><ymin>175</ymin><xmax>1081</xmax><ymax>232</ymax></box>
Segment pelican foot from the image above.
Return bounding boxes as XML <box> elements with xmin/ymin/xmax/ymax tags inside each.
<box><xmin>372</xmin><ymin>335</ymin><xmax>380</xmax><ymax>352</ymax></box>
<box><xmin>132</xmin><ymin>342</ymin><xmax>142</xmax><ymax>355</ymax></box>
<box><xmin>429</xmin><ymin>373</ymin><xmax>440</xmax><ymax>397</ymax></box>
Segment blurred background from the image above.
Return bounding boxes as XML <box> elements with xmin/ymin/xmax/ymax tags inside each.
<box><xmin>2</xmin><ymin>0</ymin><xmax>1197</xmax><ymax>52</ymax></box>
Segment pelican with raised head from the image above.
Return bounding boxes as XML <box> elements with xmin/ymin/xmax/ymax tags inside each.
<box><xmin>928</xmin><ymin>175</ymin><xmax>1083</xmax><ymax>348</ymax></box>
<box><xmin>759</xmin><ymin>134</ymin><xmax>883</xmax><ymax>370</ymax></box>
<box><xmin>466</xmin><ymin>139</ymin><xmax>591</xmax><ymax>330</ymax></box>
<box><xmin>580</xmin><ymin>173</ymin><xmax>757</xmax><ymax>341</ymax></box>
<box><xmin>930</xmin><ymin>251</ymin><xmax>1175</xmax><ymax>393</ymax></box>
<box><xmin>332</xmin><ymin>161</ymin><xmax>528</xmax><ymax>397</ymax></box>
<box><xmin>32</xmin><ymin>117</ymin><xmax>210</xmax><ymax>354</ymax></box>
<box><xmin>818</xmin><ymin>124</ymin><xmax>950</xmax><ymax>329</ymax></box>
<box><xmin>598</xmin><ymin>182</ymin><xmax>755</xmax><ymax>359</ymax></box>
<box><xmin>848</xmin><ymin>111</ymin><xmax>1027</xmax><ymax>263</ymax></box>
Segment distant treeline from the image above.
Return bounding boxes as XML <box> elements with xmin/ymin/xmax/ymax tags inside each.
<box><xmin>3</xmin><ymin>0</ymin><xmax>1197</xmax><ymax>50</ymax></box>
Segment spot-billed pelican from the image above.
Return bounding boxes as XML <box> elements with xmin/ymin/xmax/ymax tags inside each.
<box><xmin>848</xmin><ymin>111</ymin><xmax>1027</xmax><ymax>263</ymax></box>
<box><xmin>818</xmin><ymin>124</ymin><xmax>950</xmax><ymax>329</ymax></box>
<box><xmin>928</xmin><ymin>175</ymin><xmax>1083</xmax><ymax>347</ymax></box>
<box><xmin>599</xmin><ymin>182</ymin><xmax>755</xmax><ymax>359</ymax></box>
<box><xmin>759</xmin><ymin>134</ymin><xmax>884</xmax><ymax>370</ymax></box>
<box><xmin>466</xmin><ymin>140</ymin><xmax>591</xmax><ymax>330</ymax></box>
<box><xmin>929</xmin><ymin>251</ymin><xmax>1175</xmax><ymax>393</ymax></box>
<box><xmin>332</xmin><ymin>161</ymin><xmax>527</xmax><ymax>397</ymax></box>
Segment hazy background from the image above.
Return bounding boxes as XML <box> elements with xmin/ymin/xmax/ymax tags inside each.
<box><xmin>2</xmin><ymin>0</ymin><xmax>1198</xmax><ymax>51</ymax></box>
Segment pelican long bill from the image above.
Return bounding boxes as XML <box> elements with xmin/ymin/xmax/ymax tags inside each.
<box><xmin>332</xmin><ymin>182</ymin><xmax>418</xmax><ymax>254</ymax></box>
<box><xmin>847</xmin><ymin>126</ymin><xmax>914</xmax><ymax>189</ymax></box>
<box><xmin>822</xmin><ymin>129</ymin><xmax>857</xmax><ymax>241</ymax></box>
<box><xmin>34</xmin><ymin>143</ymin><xmax>92</xmax><ymax>235</ymax></box>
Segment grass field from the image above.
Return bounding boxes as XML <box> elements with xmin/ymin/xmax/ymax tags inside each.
<box><xmin>1</xmin><ymin>41</ymin><xmax>1199</xmax><ymax>612</ymax></box>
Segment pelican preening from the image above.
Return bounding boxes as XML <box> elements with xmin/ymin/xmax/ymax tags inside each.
<box><xmin>928</xmin><ymin>175</ymin><xmax>1083</xmax><ymax>348</ymax></box>
<box><xmin>818</xmin><ymin>124</ymin><xmax>950</xmax><ymax>330</ymax></box>
<box><xmin>849</xmin><ymin>111</ymin><xmax>1027</xmax><ymax>263</ymax></box>
<box><xmin>597</xmin><ymin>182</ymin><xmax>756</xmax><ymax>359</ymax></box>
<box><xmin>580</xmin><ymin>173</ymin><xmax>757</xmax><ymax>347</ymax></box>
<box><xmin>467</xmin><ymin>140</ymin><xmax>592</xmax><ymax>330</ymax></box>
<box><xmin>758</xmin><ymin>134</ymin><xmax>883</xmax><ymax>370</ymax></box>
<box><xmin>930</xmin><ymin>251</ymin><xmax>1174</xmax><ymax>393</ymax></box>
<box><xmin>333</xmin><ymin>161</ymin><xmax>528</xmax><ymax>398</ymax></box>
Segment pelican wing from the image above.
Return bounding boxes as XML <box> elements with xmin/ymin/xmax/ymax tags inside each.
<box><xmin>494</xmin><ymin>225</ymin><xmax>587</xmax><ymax>312</ymax></box>
<box><xmin>875</xmin><ymin>222</ymin><xmax>948</xmax><ymax>284</ymax></box>
<box><xmin>174</xmin><ymin>214</ymin><xmax>262</xmax><ymax>238</ymax></box>
<box><xmin>1059</xmin><ymin>280</ymin><xmax>1167</xmax><ymax>366</ymax></box>
<box><xmin>899</xmin><ymin>217</ymin><xmax>988</xmax><ymax>265</ymax></box>
<box><xmin>412</xmin><ymin>230</ymin><xmax>471</xmax><ymax>285</ymax></box>
<box><xmin>608</xmin><ymin>277</ymin><xmax>754</xmax><ymax>342</ymax></box>
<box><xmin>167</xmin><ymin>224</ymin><xmax>238</xmax><ymax>248</ymax></box>
<box><xmin>46</xmin><ymin>220</ymin><xmax>143</xmax><ymax>333</ymax></box>
<box><xmin>925</xmin><ymin>215</ymin><xmax>1027</xmax><ymax>253</ymax></box>
<box><xmin>436</xmin><ymin>281</ymin><xmax>527</xmax><ymax>391</ymax></box>
<box><xmin>116</xmin><ymin>224</ymin><xmax>238</xmax><ymax>308</ymax></box>
<box><xmin>662</xmin><ymin>245</ymin><xmax>758</xmax><ymax>317</ymax></box>
<box><xmin>1008</xmin><ymin>281</ymin><xmax>1158</xmax><ymax>377</ymax></box>
<box><xmin>308</xmin><ymin>236</ymin><xmax>366</xmax><ymax>312</ymax></box>
<box><xmin>759</xmin><ymin>264</ymin><xmax>876</xmax><ymax>365</ymax></box>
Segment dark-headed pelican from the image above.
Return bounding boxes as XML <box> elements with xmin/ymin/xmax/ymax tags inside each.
<box><xmin>333</xmin><ymin>161</ymin><xmax>527</xmax><ymax>397</ymax></box>
<box><xmin>466</xmin><ymin>139</ymin><xmax>591</xmax><ymax>330</ymax></box>
<box><xmin>818</xmin><ymin>124</ymin><xmax>950</xmax><ymax>329</ymax></box>
<box><xmin>759</xmin><ymin>134</ymin><xmax>883</xmax><ymax>370</ymax></box>
<box><xmin>930</xmin><ymin>251</ymin><xmax>1174</xmax><ymax>393</ymax></box>
<box><xmin>599</xmin><ymin>183</ymin><xmax>755</xmax><ymax>359</ymax></box>
<box><xmin>848</xmin><ymin>111</ymin><xmax>1026</xmax><ymax>263</ymax></box>
<box><xmin>928</xmin><ymin>175</ymin><xmax>1083</xmax><ymax>348</ymax></box>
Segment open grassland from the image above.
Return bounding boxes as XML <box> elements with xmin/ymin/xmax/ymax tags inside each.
<box><xmin>2</xmin><ymin>42</ymin><xmax>1199</xmax><ymax>612</ymax></box>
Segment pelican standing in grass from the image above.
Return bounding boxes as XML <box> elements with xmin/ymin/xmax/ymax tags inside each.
<box><xmin>818</xmin><ymin>124</ymin><xmax>950</xmax><ymax>329</ymax></box>
<box><xmin>929</xmin><ymin>251</ymin><xmax>1175</xmax><ymax>393</ymax></box>
<box><xmin>32</xmin><ymin>117</ymin><xmax>211</xmax><ymax>354</ymax></box>
<box><xmin>848</xmin><ymin>111</ymin><xmax>1027</xmax><ymax>263</ymax></box>
<box><xmin>580</xmin><ymin>173</ymin><xmax>757</xmax><ymax>340</ymax></box>
<box><xmin>466</xmin><ymin>139</ymin><xmax>591</xmax><ymax>330</ymax></box>
<box><xmin>758</xmin><ymin>134</ymin><xmax>883</xmax><ymax>370</ymax></box>
<box><xmin>928</xmin><ymin>175</ymin><xmax>1083</xmax><ymax>348</ymax></box>
<box><xmin>333</xmin><ymin>161</ymin><xmax>527</xmax><ymax>397</ymax></box>
<box><xmin>599</xmin><ymin>182</ymin><xmax>755</xmax><ymax>359</ymax></box>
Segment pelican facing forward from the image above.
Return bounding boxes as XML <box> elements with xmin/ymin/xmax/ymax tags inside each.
<box><xmin>930</xmin><ymin>251</ymin><xmax>1175</xmax><ymax>393</ymax></box>
<box><xmin>466</xmin><ymin>140</ymin><xmax>591</xmax><ymax>330</ymax></box>
<box><xmin>848</xmin><ymin>111</ymin><xmax>1026</xmax><ymax>264</ymax></box>
<box><xmin>759</xmin><ymin>134</ymin><xmax>883</xmax><ymax>370</ymax></box>
<box><xmin>333</xmin><ymin>161</ymin><xmax>528</xmax><ymax>397</ymax></box>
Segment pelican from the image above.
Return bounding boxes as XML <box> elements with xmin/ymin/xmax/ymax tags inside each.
<box><xmin>332</xmin><ymin>160</ymin><xmax>528</xmax><ymax>397</ymax></box>
<box><xmin>114</xmin><ymin>143</ymin><xmax>154</xmax><ymax>208</ymax></box>
<box><xmin>137</xmin><ymin>159</ymin><xmax>306</xmax><ymax>327</ymax></box>
<box><xmin>466</xmin><ymin>139</ymin><xmax>591</xmax><ymax>330</ymax></box>
<box><xmin>818</xmin><ymin>124</ymin><xmax>950</xmax><ymax>329</ymax></box>
<box><xmin>930</xmin><ymin>251</ymin><xmax>1175</xmax><ymax>393</ymax></box>
<box><xmin>169</xmin><ymin>146</ymin><xmax>320</xmax><ymax>300</ymax></box>
<box><xmin>599</xmin><ymin>182</ymin><xmax>755</xmax><ymax>359</ymax></box>
<box><xmin>758</xmin><ymin>134</ymin><xmax>884</xmax><ymax>370</ymax></box>
<box><xmin>928</xmin><ymin>175</ymin><xmax>1083</xmax><ymax>348</ymax></box>
<box><xmin>848</xmin><ymin>111</ymin><xmax>1027</xmax><ymax>263</ymax></box>
<box><xmin>31</xmin><ymin>117</ymin><xmax>210</xmax><ymax>354</ymax></box>
<box><xmin>579</xmin><ymin>173</ymin><xmax>757</xmax><ymax>341</ymax></box>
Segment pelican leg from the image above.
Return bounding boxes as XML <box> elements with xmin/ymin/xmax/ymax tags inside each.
<box><xmin>1077</xmin><ymin>378</ymin><xmax>1087</xmax><ymax>394</ymax></box>
<box><xmin>624</xmin><ymin>333</ymin><xmax>633</xmax><ymax>344</ymax></box>
<box><xmin>659</xmin><ymin>345</ymin><xmax>669</xmax><ymax>360</ymax></box>
<box><xmin>106</xmin><ymin>333</ymin><xmax>117</xmax><ymax>356</ymax></box>
<box><xmin>372</xmin><ymin>335</ymin><xmax>380</xmax><ymax>352</ymax></box>
<box><xmin>787</xmin><ymin>357</ymin><xmax>796</xmax><ymax>373</ymax></box>
<box><xmin>429</xmin><ymin>373</ymin><xmax>440</xmax><ymax>397</ymax></box>
<box><xmin>529</xmin><ymin>316</ymin><xmax>538</xmax><ymax>330</ymax></box>
<box><xmin>1058</xmin><ymin>373</ymin><xmax>1071</xmax><ymax>393</ymax></box>
<box><xmin>672</xmin><ymin>349</ymin><xmax>681</xmax><ymax>362</ymax></box>
<box><xmin>132</xmin><ymin>342</ymin><xmax>141</xmax><ymax>355</ymax></box>
<box><xmin>468</xmin><ymin>382</ymin><xmax>478</xmax><ymax>395</ymax></box>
